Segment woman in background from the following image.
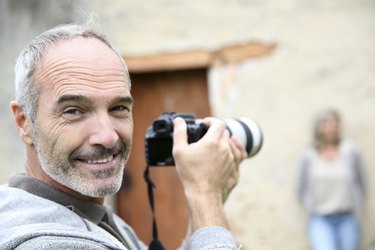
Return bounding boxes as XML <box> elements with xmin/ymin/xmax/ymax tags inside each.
<box><xmin>296</xmin><ymin>109</ymin><xmax>367</xmax><ymax>250</ymax></box>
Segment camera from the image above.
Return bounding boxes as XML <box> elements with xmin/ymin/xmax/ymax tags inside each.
<box><xmin>145</xmin><ymin>112</ymin><xmax>263</xmax><ymax>166</ymax></box>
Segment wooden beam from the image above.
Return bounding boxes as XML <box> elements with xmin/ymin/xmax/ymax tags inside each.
<box><xmin>124</xmin><ymin>42</ymin><xmax>276</xmax><ymax>73</ymax></box>
<box><xmin>212</xmin><ymin>42</ymin><xmax>276</xmax><ymax>64</ymax></box>
<box><xmin>124</xmin><ymin>50</ymin><xmax>211</xmax><ymax>73</ymax></box>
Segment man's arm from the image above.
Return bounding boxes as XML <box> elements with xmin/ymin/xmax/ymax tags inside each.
<box><xmin>173</xmin><ymin>117</ymin><xmax>247</xmax><ymax>249</ymax></box>
<box><xmin>13</xmin><ymin>237</ymin><xmax>109</xmax><ymax>250</ymax></box>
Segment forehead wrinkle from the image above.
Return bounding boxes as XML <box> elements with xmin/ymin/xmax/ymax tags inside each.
<box><xmin>50</xmin><ymin>83</ymin><xmax>129</xmax><ymax>102</ymax></box>
<box><xmin>36</xmin><ymin>67</ymin><xmax>129</xmax><ymax>101</ymax></box>
<box><xmin>37</xmin><ymin>59</ymin><xmax>127</xmax><ymax>82</ymax></box>
<box><xmin>53</xmin><ymin>80</ymin><xmax>129</xmax><ymax>92</ymax></box>
<box><xmin>36</xmin><ymin>52</ymin><xmax>129</xmax><ymax>91</ymax></box>
<box><xmin>49</xmin><ymin>73</ymin><xmax>128</xmax><ymax>90</ymax></box>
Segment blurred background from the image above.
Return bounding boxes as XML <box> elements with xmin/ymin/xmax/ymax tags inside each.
<box><xmin>1</xmin><ymin>0</ymin><xmax>375</xmax><ymax>249</ymax></box>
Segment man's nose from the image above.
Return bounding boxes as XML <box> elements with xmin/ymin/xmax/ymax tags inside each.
<box><xmin>88</xmin><ymin>114</ymin><xmax>119</xmax><ymax>149</ymax></box>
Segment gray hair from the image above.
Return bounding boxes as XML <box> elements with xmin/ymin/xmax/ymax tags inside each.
<box><xmin>313</xmin><ymin>109</ymin><xmax>341</xmax><ymax>149</ymax></box>
<box><xmin>14</xmin><ymin>22</ymin><xmax>130</xmax><ymax>123</ymax></box>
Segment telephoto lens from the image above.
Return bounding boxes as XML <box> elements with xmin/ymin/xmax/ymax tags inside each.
<box><xmin>145</xmin><ymin>112</ymin><xmax>263</xmax><ymax>166</ymax></box>
<box><xmin>224</xmin><ymin>118</ymin><xmax>263</xmax><ymax>158</ymax></box>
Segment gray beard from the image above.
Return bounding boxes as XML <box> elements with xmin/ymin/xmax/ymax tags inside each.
<box><xmin>38</xmin><ymin>152</ymin><xmax>127</xmax><ymax>197</ymax></box>
<box><xmin>32</xmin><ymin>125</ymin><xmax>129</xmax><ymax>198</ymax></box>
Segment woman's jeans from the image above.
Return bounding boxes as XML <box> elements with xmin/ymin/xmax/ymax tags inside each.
<box><xmin>309</xmin><ymin>213</ymin><xmax>360</xmax><ymax>250</ymax></box>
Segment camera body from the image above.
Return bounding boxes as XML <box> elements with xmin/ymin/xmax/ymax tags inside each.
<box><xmin>145</xmin><ymin>112</ymin><xmax>263</xmax><ymax>166</ymax></box>
<box><xmin>145</xmin><ymin>113</ymin><xmax>208</xmax><ymax>166</ymax></box>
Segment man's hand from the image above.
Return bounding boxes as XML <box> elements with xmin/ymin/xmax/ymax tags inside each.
<box><xmin>173</xmin><ymin>117</ymin><xmax>247</xmax><ymax>232</ymax></box>
<box><xmin>223</xmin><ymin>135</ymin><xmax>248</xmax><ymax>202</ymax></box>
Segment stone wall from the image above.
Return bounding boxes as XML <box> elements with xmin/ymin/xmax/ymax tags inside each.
<box><xmin>1</xmin><ymin>0</ymin><xmax>374</xmax><ymax>249</ymax></box>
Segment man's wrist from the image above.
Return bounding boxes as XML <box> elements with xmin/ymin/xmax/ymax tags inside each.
<box><xmin>184</xmin><ymin>189</ymin><xmax>228</xmax><ymax>231</ymax></box>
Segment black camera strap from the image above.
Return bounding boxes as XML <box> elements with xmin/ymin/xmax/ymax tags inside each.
<box><xmin>143</xmin><ymin>166</ymin><xmax>165</xmax><ymax>250</ymax></box>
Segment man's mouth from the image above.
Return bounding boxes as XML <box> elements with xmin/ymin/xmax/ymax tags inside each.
<box><xmin>76</xmin><ymin>154</ymin><xmax>119</xmax><ymax>165</ymax></box>
<box><xmin>84</xmin><ymin>155</ymin><xmax>114</xmax><ymax>164</ymax></box>
<box><xmin>70</xmin><ymin>142</ymin><xmax>127</xmax><ymax>170</ymax></box>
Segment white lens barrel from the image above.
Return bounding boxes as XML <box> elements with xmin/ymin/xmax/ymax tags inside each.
<box><xmin>225</xmin><ymin>117</ymin><xmax>263</xmax><ymax>157</ymax></box>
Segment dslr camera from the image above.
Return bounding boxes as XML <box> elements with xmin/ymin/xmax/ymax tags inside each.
<box><xmin>145</xmin><ymin>112</ymin><xmax>263</xmax><ymax>166</ymax></box>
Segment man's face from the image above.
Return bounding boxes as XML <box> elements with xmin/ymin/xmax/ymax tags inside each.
<box><xmin>31</xmin><ymin>37</ymin><xmax>133</xmax><ymax>197</ymax></box>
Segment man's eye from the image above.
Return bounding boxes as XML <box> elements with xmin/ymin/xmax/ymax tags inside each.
<box><xmin>111</xmin><ymin>106</ymin><xmax>130</xmax><ymax>116</ymax></box>
<box><xmin>63</xmin><ymin>108</ymin><xmax>82</xmax><ymax>116</ymax></box>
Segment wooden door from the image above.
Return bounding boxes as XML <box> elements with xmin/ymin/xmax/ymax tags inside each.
<box><xmin>116</xmin><ymin>68</ymin><xmax>211</xmax><ymax>249</ymax></box>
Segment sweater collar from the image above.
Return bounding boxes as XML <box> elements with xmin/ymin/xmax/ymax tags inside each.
<box><xmin>8</xmin><ymin>173</ymin><xmax>109</xmax><ymax>225</ymax></box>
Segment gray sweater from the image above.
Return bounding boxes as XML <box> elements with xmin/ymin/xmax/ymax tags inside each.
<box><xmin>0</xmin><ymin>182</ymin><xmax>238</xmax><ymax>249</ymax></box>
<box><xmin>296</xmin><ymin>140</ymin><xmax>367</xmax><ymax>221</ymax></box>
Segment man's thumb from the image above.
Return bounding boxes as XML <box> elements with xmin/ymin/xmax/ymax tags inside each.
<box><xmin>173</xmin><ymin>117</ymin><xmax>188</xmax><ymax>149</ymax></box>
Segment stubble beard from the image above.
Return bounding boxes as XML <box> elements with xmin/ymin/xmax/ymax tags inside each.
<box><xmin>32</xmin><ymin>126</ymin><xmax>130</xmax><ymax>198</ymax></box>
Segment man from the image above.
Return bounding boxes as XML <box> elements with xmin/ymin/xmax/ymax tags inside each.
<box><xmin>0</xmin><ymin>22</ymin><xmax>247</xmax><ymax>249</ymax></box>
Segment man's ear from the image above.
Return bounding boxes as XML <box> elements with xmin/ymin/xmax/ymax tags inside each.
<box><xmin>10</xmin><ymin>101</ymin><xmax>34</xmax><ymax>145</ymax></box>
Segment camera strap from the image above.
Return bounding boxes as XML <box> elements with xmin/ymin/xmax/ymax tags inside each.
<box><xmin>144</xmin><ymin>166</ymin><xmax>165</xmax><ymax>250</ymax></box>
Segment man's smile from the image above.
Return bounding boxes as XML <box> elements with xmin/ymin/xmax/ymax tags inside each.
<box><xmin>83</xmin><ymin>155</ymin><xmax>114</xmax><ymax>164</ymax></box>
